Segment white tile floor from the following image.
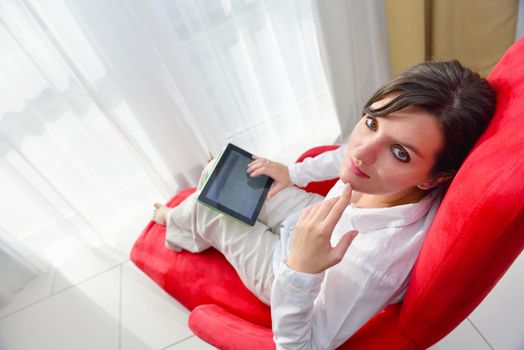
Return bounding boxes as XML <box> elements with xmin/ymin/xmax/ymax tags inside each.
<box><xmin>1</xmin><ymin>236</ymin><xmax>513</xmax><ymax>350</ymax></box>
<box><xmin>0</xmin><ymin>246</ymin><xmax>217</xmax><ymax>350</ymax></box>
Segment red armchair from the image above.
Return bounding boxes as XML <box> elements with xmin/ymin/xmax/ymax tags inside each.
<box><xmin>131</xmin><ymin>38</ymin><xmax>524</xmax><ymax>349</ymax></box>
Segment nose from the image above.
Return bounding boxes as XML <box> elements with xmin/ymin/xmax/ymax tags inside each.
<box><xmin>352</xmin><ymin>138</ymin><xmax>379</xmax><ymax>165</ymax></box>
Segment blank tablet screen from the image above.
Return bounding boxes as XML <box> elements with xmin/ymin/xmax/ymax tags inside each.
<box><xmin>198</xmin><ymin>144</ymin><xmax>273</xmax><ymax>226</ymax></box>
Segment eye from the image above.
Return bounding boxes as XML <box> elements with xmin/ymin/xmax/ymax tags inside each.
<box><xmin>365</xmin><ymin>116</ymin><xmax>378</xmax><ymax>131</ymax></box>
<box><xmin>391</xmin><ymin>146</ymin><xmax>410</xmax><ymax>162</ymax></box>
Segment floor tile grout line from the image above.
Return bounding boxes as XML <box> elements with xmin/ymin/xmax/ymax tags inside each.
<box><xmin>49</xmin><ymin>258</ymin><xmax>130</xmax><ymax>296</ymax></box>
<box><xmin>49</xmin><ymin>261</ymin><xmax>126</xmax><ymax>295</ymax></box>
<box><xmin>159</xmin><ymin>335</ymin><xmax>196</xmax><ymax>350</ymax></box>
<box><xmin>0</xmin><ymin>293</ymin><xmax>49</xmax><ymax>321</ymax></box>
<box><xmin>467</xmin><ymin>317</ymin><xmax>495</xmax><ymax>350</ymax></box>
<box><xmin>0</xmin><ymin>261</ymin><xmax>128</xmax><ymax>321</ymax></box>
<box><xmin>50</xmin><ymin>267</ymin><xmax>57</xmax><ymax>296</ymax></box>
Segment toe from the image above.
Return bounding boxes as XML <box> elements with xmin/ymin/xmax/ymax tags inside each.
<box><xmin>154</xmin><ymin>203</ymin><xmax>162</xmax><ymax>209</ymax></box>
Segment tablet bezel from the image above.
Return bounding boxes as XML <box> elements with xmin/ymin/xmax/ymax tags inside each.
<box><xmin>197</xmin><ymin>143</ymin><xmax>273</xmax><ymax>226</ymax></box>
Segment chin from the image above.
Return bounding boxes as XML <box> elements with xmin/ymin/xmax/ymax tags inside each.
<box><xmin>347</xmin><ymin>181</ymin><xmax>366</xmax><ymax>193</ymax></box>
<box><xmin>340</xmin><ymin>175</ymin><xmax>379</xmax><ymax>195</ymax></box>
<box><xmin>339</xmin><ymin>172</ymin><xmax>362</xmax><ymax>192</ymax></box>
<box><xmin>339</xmin><ymin>168</ymin><xmax>351</xmax><ymax>184</ymax></box>
<box><xmin>339</xmin><ymin>168</ymin><xmax>363</xmax><ymax>187</ymax></box>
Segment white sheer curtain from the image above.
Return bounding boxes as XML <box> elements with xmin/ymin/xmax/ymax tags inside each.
<box><xmin>1</xmin><ymin>0</ymin><xmax>345</xmax><ymax>302</ymax></box>
<box><xmin>313</xmin><ymin>0</ymin><xmax>391</xmax><ymax>142</ymax></box>
<box><xmin>19</xmin><ymin>0</ymin><xmax>339</xmax><ymax>194</ymax></box>
<box><xmin>517</xmin><ymin>0</ymin><xmax>524</xmax><ymax>39</ymax></box>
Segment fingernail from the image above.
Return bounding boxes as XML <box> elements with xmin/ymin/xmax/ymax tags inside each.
<box><xmin>344</xmin><ymin>183</ymin><xmax>352</xmax><ymax>194</ymax></box>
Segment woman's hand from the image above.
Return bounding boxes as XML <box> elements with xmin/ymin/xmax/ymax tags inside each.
<box><xmin>286</xmin><ymin>184</ymin><xmax>358</xmax><ymax>274</ymax></box>
<box><xmin>247</xmin><ymin>155</ymin><xmax>291</xmax><ymax>199</ymax></box>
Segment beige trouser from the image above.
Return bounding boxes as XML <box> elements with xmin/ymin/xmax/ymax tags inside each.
<box><xmin>165</xmin><ymin>159</ymin><xmax>324</xmax><ymax>304</ymax></box>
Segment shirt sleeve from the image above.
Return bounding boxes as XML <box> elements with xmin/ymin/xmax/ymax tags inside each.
<box><xmin>271</xmin><ymin>256</ymin><xmax>400</xmax><ymax>350</ymax></box>
<box><xmin>288</xmin><ymin>145</ymin><xmax>346</xmax><ymax>187</ymax></box>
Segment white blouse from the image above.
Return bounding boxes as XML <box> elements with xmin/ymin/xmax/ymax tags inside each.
<box><xmin>270</xmin><ymin>146</ymin><xmax>441</xmax><ymax>350</ymax></box>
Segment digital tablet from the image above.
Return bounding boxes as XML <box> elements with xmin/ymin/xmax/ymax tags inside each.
<box><xmin>198</xmin><ymin>143</ymin><xmax>274</xmax><ymax>226</ymax></box>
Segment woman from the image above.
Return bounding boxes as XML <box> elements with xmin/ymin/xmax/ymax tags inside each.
<box><xmin>153</xmin><ymin>60</ymin><xmax>495</xmax><ymax>349</ymax></box>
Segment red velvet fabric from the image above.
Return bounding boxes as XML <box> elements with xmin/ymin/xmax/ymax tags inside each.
<box><xmin>131</xmin><ymin>39</ymin><xmax>524</xmax><ymax>349</ymax></box>
<box><xmin>398</xmin><ymin>38</ymin><xmax>524</xmax><ymax>346</ymax></box>
<box><xmin>189</xmin><ymin>305</ymin><xmax>276</xmax><ymax>350</ymax></box>
<box><xmin>294</xmin><ymin>144</ymin><xmax>341</xmax><ymax>196</ymax></box>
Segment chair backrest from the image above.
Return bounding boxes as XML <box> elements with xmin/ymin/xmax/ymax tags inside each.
<box><xmin>399</xmin><ymin>38</ymin><xmax>524</xmax><ymax>346</ymax></box>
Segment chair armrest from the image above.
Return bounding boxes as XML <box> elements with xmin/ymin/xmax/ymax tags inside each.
<box><xmin>188</xmin><ymin>304</ymin><xmax>275</xmax><ymax>350</ymax></box>
<box><xmin>295</xmin><ymin>145</ymin><xmax>342</xmax><ymax>163</ymax></box>
<box><xmin>295</xmin><ymin>145</ymin><xmax>341</xmax><ymax>196</ymax></box>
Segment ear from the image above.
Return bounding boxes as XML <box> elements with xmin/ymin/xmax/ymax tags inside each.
<box><xmin>417</xmin><ymin>171</ymin><xmax>455</xmax><ymax>190</ymax></box>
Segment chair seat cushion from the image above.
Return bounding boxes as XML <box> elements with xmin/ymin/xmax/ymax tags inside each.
<box><xmin>130</xmin><ymin>145</ymin><xmax>341</xmax><ymax>330</ymax></box>
<box><xmin>130</xmin><ymin>188</ymin><xmax>272</xmax><ymax>327</ymax></box>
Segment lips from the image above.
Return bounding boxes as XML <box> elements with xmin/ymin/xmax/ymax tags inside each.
<box><xmin>350</xmin><ymin>160</ymin><xmax>370</xmax><ymax>178</ymax></box>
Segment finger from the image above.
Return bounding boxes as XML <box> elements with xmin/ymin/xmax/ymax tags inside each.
<box><xmin>247</xmin><ymin>158</ymin><xmax>265</xmax><ymax>169</ymax></box>
<box><xmin>267</xmin><ymin>187</ymin><xmax>275</xmax><ymax>200</ymax></box>
<box><xmin>309</xmin><ymin>196</ymin><xmax>339</xmax><ymax>221</ymax></box>
<box><xmin>330</xmin><ymin>230</ymin><xmax>358</xmax><ymax>263</ymax></box>
<box><xmin>325</xmin><ymin>183</ymin><xmax>353</xmax><ymax>227</ymax></box>
<box><xmin>299</xmin><ymin>199</ymin><xmax>329</xmax><ymax>222</ymax></box>
<box><xmin>250</xmin><ymin>168</ymin><xmax>269</xmax><ymax>177</ymax></box>
<box><xmin>249</xmin><ymin>156</ymin><xmax>267</xmax><ymax>165</ymax></box>
<box><xmin>247</xmin><ymin>160</ymin><xmax>266</xmax><ymax>174</ymax></box>
<box><xmin>298</xmin><ymin>203</ymin><xmax>316</xmax><ymax>221</ymax></box>
<box><xmin>267</xmin><ymin>183</ymin><xmax>285</xmax><ymax>200</ymax></box>
<box><xmin>251</xmin><ymin>155</ymin><xmax>269</xmax><ymax>166</ymax></box>
<box><xmin>251</xmin><ymin>162</ymin><xmax>277</xmax><ymax>177</ymax></box>
<box><xmin>246</xmin><ymin>163</ymin><xmax>257</xmax><ymax>174</ymax></box>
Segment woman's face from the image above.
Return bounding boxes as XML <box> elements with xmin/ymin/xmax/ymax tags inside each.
<box><xmin>340</xmin><ymin>97</ymin><xmax>444</xmax><ymax>196</ymax></box>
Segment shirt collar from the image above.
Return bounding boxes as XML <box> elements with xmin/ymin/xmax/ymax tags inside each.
<box><xmin>346</xmin><ymin>188</ymin><xmax>441</xmax><ymax>232</ymax></box>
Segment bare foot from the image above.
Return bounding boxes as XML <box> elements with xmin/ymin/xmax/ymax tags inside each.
<box><xmin>153</xmin><ymin>203</ymin><xmax>169</xmax><ymax>226</ymax></box>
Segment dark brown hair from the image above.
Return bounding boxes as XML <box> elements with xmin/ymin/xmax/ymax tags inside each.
<box><xmin>362</xmin><ymin>60</ymin><xmax>496</xmax><ymax>175</ymax></box>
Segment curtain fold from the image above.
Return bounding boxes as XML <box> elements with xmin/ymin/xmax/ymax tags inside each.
<box><xmin>517</xmin><ymin>0</ymin><xmax>524</xmax><ymax>39</ymax></box>
<box><xmin>1</xmin><ymin>0</ymin><xmax>345</xmax><ymax>302</ymax></box>
<box><xmin>312</xmin><ymin>0</ymin><xmax>391</xmax><ymax>142</ymax></box>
